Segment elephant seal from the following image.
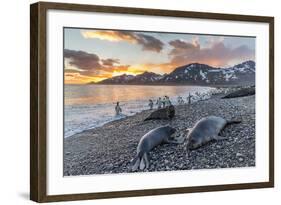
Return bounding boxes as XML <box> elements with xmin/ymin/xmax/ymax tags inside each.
<box><xmin>131</xmin><ymin>125</ymin><xmax>185</xmax><ymax>171</ymax></box>
<box><xmin>222</xmin><ymin>87</ymin><xmax>255</xmax><ymax>99</ymax></box>
<box><xmin>186</xmin><ymin>116</ymin><xmax>241</xmax><ymax>150</ymax></box>
<box><xmin>144</xmin><ymin>105</ymin><xmax>175</xmax><ymax>121</ymax></box>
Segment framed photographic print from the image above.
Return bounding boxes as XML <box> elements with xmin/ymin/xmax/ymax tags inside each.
<box><xmin>30</xmin><ymin>1</ymin><xmax>274</xmax><ymax>202</ymax></box>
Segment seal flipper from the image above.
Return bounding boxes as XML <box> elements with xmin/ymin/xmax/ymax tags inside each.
<box><xmin>143</xmin><ymin>153</ymin><xmax>150</xmax><ymax>169</ymax></box>
<box><xmin>213</xmin><ymin>135</ymin><xmax>227</xmax><ymax>141</ymax></box>
<box><xmin>139</xmin><ymin>157</ymin><xmax>146</xmax><ymax>170</ymax></box>
<box><xmin>137</xmin><ymin>153</ymin><xmax>150</xmax><ymax>170</ymax></box>
<box><xmin>165</xmin><ymin>136</ymin><xmax>185</xmax><ymax>144</ymax></box>
<box><xmin>131</xmin><ymin>156</ymin><xmax>140</xmax><ymax>171</ymax></box>
<box><xmin>226</xmin><ymin>120</ymin><xmax>241</xmax><ymax>125</ymax></box>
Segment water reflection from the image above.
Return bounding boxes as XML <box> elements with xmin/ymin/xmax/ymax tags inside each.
<box><xmin>65</xmin><ymin>84</ymin><xmax>211</xmax><ymax>106</ymax></box>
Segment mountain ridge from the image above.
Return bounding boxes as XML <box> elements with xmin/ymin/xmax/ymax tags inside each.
<box><xmin>90</xmin><ymin>60</ymin><xmax>255</xmax><ymax>86</ymax></box>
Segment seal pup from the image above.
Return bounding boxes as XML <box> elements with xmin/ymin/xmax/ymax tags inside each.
<box><xmin>144</xmin><ymin>105</ymin><xmax>175</xmax><ymax>121</ymax></box>
<box><xmin>186</xmin><ymin>116</ymin><xmax>241</xmax><ymax>150</ymax></box>
<box><xmin>222</xmin><ymin>87</ymin><xmax>255</xmax><ymax>99</ymax></box>
<box><xmin>131</xmin><ymin>125</ymin><xmax>185</xmax><ymax>171</ymax></box>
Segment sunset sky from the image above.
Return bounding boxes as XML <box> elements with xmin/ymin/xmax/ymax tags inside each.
<box><xmin>64</xmin><ymin>28</ymin><xmax>255</xmax><ymax>84</ymax></box>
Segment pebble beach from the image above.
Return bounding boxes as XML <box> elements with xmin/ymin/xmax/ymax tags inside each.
<box><xmin>63</xmin><ymin>90</ymin><xmax>255</xmax><ymax>176</ymax></box>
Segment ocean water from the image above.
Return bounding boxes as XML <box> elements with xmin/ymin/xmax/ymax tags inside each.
<box><xmin>64</xmin><ymin>84</ymin><xmax>214</xmax><ymax>138</ymax></box>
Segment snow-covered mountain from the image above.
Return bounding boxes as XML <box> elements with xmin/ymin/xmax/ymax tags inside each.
<box><xmin>161</xmin><ymin>60</ymin><xmax>255</xmax><ymax>85</ymax></box>
<box><xmin>97</xmin><ymin>74</ymin><xmax>135</xmax><ymax>84</ymax></box>
<box><xmin>96</xmin><ymin>61</ymin><xmax>255</xmax><ymax>85</ymax></box>
<box><xmin>97</xmin><ymin>71</ymin><xmax>163</xmax><ymax>84</ymax></box>
<box><xmin>130</xmin><ymin>71</ymin><xmax>163</xmax><ymax>83</ymax></box>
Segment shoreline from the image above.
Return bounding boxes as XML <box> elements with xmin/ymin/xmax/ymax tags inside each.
<box><xmin>81</xmin><ymin>82</ymin><xmax>255</xmax><ymax>88</ymax></box>
<box><xmin>64</xmin><ymin>85</ymin><xmax>218</xmax><ymax>138</ymax></box>
<box><xmin>64</xmin><ymin>91</ymin><xmax>218</xmax><ymax>140</ymax></box>
<box><xmin>64</xmin><ymin>85</ymin><xmax>253</xmax><ymax>138</ymax></box>
<box><xmin>65</xmin><ymin>114</ymin><xmax>128</xmax><ymax>139</ymax></box>
<box><xmin>64</xmin><ymin>90</ymin><xmax>255</xmax><ymax>176</ymax></box>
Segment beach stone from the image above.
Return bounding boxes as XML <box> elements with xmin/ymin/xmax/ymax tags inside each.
<box><xmin>236</xmin><ymin>153</ymin><xmax>245</xmax><ymax>162</ymax></box>
<box><xmin>238</xmin><ymin>157</ymin><xmax>244</xmax><ymax>162</ymax></box>
<box><xmin>236</xmin><ymin>153</ymin><xmax>244</xmax><ymax>157</ymax></box>
<box><xmin>63</xmin><ymin>88</ymin><xmax>256</xmax><ymax>176</ymax></box>
<box><xmin>165</xmin><ymin>166</ymin><xmax>171</xmax><ymax>170</ymax></box>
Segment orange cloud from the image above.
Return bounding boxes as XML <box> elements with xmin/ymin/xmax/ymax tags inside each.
<box><xmin>81</xmin><ymin>30</ymin><xmax>137</xmax><ymax>43</ymax></box>
<box><xmin>168</xmin><ymin>39</ymin><xmax>254</xmax><ymax>67</ymax></box>
<box><xmin>64</xmin><ymin>37</ymin><xmax>255</xmax><ymax>84</ymax></box>
<box><xmin>64</xmin><ymin>49</ymin><xmax>132</xmax><ymax>80</ymax></box>
<box><xmin>65</xmin><ymin>72</ymin><xmax>113</xmax><ymax>84</ymax></box>
<box><xmin>81</xmin><ymin>30</ymin><xmax>164</xmax><ymax>52</ymax></box>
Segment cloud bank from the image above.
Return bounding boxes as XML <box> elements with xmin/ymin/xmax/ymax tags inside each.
<box><xmin>168</xmin><ymin>39</ymin><xmax>254</xmax><ymax>67</ymax></box>
<box><xmin>81</xmin><ymin>30</ymin><xmax>164</xmax><ymax>52</ymax></box>
<box><xmin>64</xmin><ymin>49</ymin><xmax>103</xmax><ymax>71</ymax></box>
<box><xmin>64</xmin><ymin>49</ymin><xmax>140</xmax><ymax>79</ymax></box>
<box><xmin>64</xmin><ymin>32</ymin><xmax>255</xmax><ymax>84</ymax></box>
